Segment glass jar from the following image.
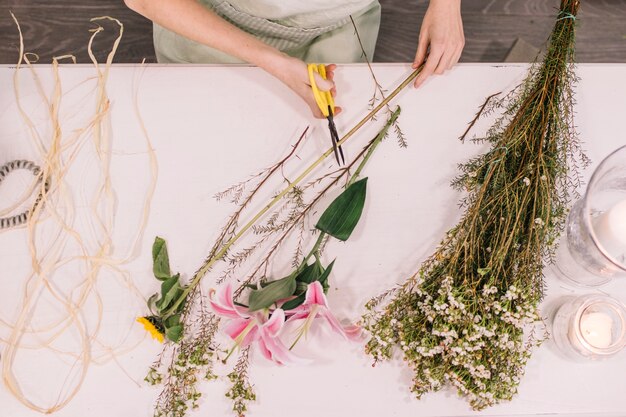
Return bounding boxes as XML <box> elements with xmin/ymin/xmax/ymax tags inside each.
<box><xmin>555</xmin><ymin>145</ymin><xmax>626</xmax><ymax>286</ymax></box>
<box><xmin>552</xmin><ymin>294</ymin><xmax>626</xmax><ymax>360</ymax></box>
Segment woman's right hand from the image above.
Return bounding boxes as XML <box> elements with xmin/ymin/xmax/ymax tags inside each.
<box><xmin>268</xmin><ymin>56</ymin><xmax>342</xmax><ymax>119</ymax></box>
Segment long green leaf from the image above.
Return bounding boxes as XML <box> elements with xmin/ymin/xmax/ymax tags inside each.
<box><xmin>296</xmin><ymin>262</ymin><xmax>324</xmax><ymax>284</ymax></box>
<box><xmin>152</xmin><ymin>236</ymin><xmax>171</xmax><ymax>280</ymax></box>
<box><xmin>156</xmin><ymin>274</ymin><xmax>182</xmax><ymax>312</ymax></box>
<box><xmin>248</xmin><ymin>276</ymin><xmax>297</xmax><ymax>312</ymax></box>
<box><xmin>281</xmin><ymin>294</ymin><xmax>305</xmax><ymax>311</ymax></box>
<box><xmin>316</xmin><ymin>178</ymin><xmax>368</xmax><ymax>241</ymax></box>
<box><xmin>318</xmin><ymin>260</ymin><xmax>335</xmax><ymax>290</ymax></box>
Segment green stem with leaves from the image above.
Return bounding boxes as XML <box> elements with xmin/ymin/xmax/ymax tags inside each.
<box><xmin>163</xmin><ymin>70</ymin><xmax>418</xmax><ymax>317</ymax></box>
<box><xmin>297</xmin><ymin>106</ymin><xmax>401</xmax><ymax>271</ymax></box>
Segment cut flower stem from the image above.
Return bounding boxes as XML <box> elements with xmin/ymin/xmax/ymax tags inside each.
<box><xmin>163</xmin><ymin>68</ymin><xmax>422</xmax><ymax>317</ymax></box>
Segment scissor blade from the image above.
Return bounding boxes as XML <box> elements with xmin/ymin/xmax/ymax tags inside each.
<box><xmin>327</xmin><ymin>105</ymin><xmax>345</xmax><ymax>166</ymax></box>
<box><xmin>333</xmin><ymin>129</ymin><xmax>346</xmax><ymax>165</ymax></box>
<box><xmin>327</xmin><ymin>117</ymin><xmax>342</xmax><ymax>165</ymax></box>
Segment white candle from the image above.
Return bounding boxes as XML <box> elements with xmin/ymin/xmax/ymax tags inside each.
<box><xmin>579</xmin><ymin>311</ymin><xmax>614</xmax><ymax>349</ymax></box>
<box><xmin>592</xmin><ymin>199</ymin><xmax>626</xmax><ymax>260</ymax></box>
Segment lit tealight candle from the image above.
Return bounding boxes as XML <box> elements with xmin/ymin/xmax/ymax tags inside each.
<box><xmin>553</xmin><ymin>295</ymin><xmax>626</xmax><ymax>360</ymax></box>
<box><xmin>579</xmin><ymin>311</ymin><xmax>613</xmax><ymax>349</ymax></box>
<box><xmin>593</xmin><ymin>199</ymin><xmax>626</xmax><ymax>260</ymax></box>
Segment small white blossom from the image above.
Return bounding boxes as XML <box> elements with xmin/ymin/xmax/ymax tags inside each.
<box><xmin>522</xmin><ymin>177</ymin><xmax>531</xmax><ymax>186</ymax></box>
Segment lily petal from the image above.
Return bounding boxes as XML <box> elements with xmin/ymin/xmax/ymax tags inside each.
<box><xmin>263</xmin><ymin>308</ymin><xmax>285</xmax><ymax>337</ymax></box>
<box><xmin>343</xmin><ymin>324</ymin><xmax>364</xmax><ymax>342</ymax></box>
<box><xmin>224</xmin><ymin>318</ymin><xmax>259</xmax><ymax>347</ymax></box>
<box><xmin>257</xmin><ymin>337</ymin><xmax>274</xmax><ymax>362</ymax></box>
<box><xmin>304</xmin><ymin>281</ymin><xmax>329</xmax><ymax>308</ymax></box>
<box><xmin>284</xmin><ymin>310</ymin><xmax>310</xmax><ymax>322</ymax></box>
<box><xmin>209</xmin><ymin>283</ymin><xmax>249</xmax><ymax>319</ymax></box>
<box><xmin>319</xmin><ymin>309</ymin><xmax>362</xmax><ymax>342</ymax></box>
<box><xmin>260</xmin><ymin>332</ymin><xmax>309</xmax><ymax>365</ymax></box>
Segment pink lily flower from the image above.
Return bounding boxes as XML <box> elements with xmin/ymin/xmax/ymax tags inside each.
<box><xmin>286</xmin><ymin>281</ymin><xmax>362</xmax><ymax>347</ymax></box>
<box><xmin>209</xmin><ymin>283</ymin><xmax>305</xmax><ymax>365</ymax></box>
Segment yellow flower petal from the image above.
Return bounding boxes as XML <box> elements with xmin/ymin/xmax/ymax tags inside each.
<box><xmin>137</xmin><ymin>316</ymin><xmax>165</xmax><ymax>343</ymax></box>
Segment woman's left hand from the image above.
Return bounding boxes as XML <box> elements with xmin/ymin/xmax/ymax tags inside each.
<box><xmin>412</xmin><ymin>0</ymin><xmax>465</xmax><ymax>88</ymax></box>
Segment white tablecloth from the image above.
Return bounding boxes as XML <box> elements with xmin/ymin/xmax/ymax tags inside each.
<box><xmin>1</xmin><ymin>63</ymin><xmax>625</xmax><ymax>417</ymax></box>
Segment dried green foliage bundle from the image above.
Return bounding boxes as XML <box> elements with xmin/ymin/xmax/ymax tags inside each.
<box><xmin>363</xmin><ymin>0</ymin><xmax>585</xmax><ymax>410</ymax></box>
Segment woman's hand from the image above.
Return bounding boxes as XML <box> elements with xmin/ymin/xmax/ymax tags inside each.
<box><xmin>125</xmin><ymin>0</ymin><xmax>340</xmax><ymax>119</ymax></box>
<box><xmin>268</xmin><ymin>56</ymin><xmax>342</xmax><ymax>119</ymax></box>
<box><xmin>412</xmin><ymin>0</ymin><xmax>465</xmax><ymax>88</ymax></box>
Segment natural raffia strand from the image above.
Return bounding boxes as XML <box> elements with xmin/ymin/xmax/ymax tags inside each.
<box><xmin>2</xmin><ymin>14</ymin><xmax>157</xmax><ymax>413</ymax></box>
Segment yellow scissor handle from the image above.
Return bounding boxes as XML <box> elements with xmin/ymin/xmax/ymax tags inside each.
<box><xmin>307</xmin><ymin>63</ymin><xmax>335</xmax><ymax>117</ymax></box>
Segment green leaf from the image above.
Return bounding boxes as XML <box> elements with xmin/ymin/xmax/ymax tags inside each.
<box><xmin>318</xmin><ymin>260</ymin><xmax>335</xmax><ymax>290</ymax></box>
<box><xmin>147</xmin><ymin>293</ymin><xmax>160</xmax><ymax>314</ymax></box>
<box><xmin>165</xmin><ymin>325</ymin><xmax>183</xmax><ymax>343</ymax></box>
<box><xmin>295</xmin><ymin>262</ymin><xmax>323</xmax><ymax>285</ymax></box>
<box><xmin>282</xmin><ymin>261</ymin><xmax>335</xmax><ymax>310</ymax></box>
<box><xmin>477</xmin><ymin>267</ymin><xmax>491</xmax><ymax>277</ymax></box>
<box><xmin>164</xmin><ymin>314</ymin><xmax>181</xmax><ymax>328</ymax></box>
<box><xmin>152</xmin><ymin>236</ymin><xmax>171</xmax><ymax>280</ymax></box>
<box><xmin>156</xmin><ymin>274</ymin><xmax>182</xmax><ymax>312</ymax></box>
<box><xmin>295</xmin><ymin>282</ymin><xmax>309</xmax><ymax>294</ymax></box>
<box><xmin>315</xmin><ymin>178</ymin><xmax>368</xmax><ymax>241</ymax></box>
<box><xmin>281</xmin><ymin>294</ymin><xmax>305</xmax><ymax>311</ymax></box>
<box><xmin>248</xmin><ymin>276</ymin><xmax>297</xmax><ymax>312</ymax></box>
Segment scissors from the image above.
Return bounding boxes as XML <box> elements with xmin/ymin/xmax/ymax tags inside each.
<box><xmin>307</xmin><ymin>63</ymin><xmax>345</xmax><ymax>165</ymax></box>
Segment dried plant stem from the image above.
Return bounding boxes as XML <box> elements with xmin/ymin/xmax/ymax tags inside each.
<box><xmin>233</xmin><ymin>107</ymin><xmax>401</xmax><ymax>297</ymax></box>
<box><xmin>459</xmin><ymin>91</ymin><xmax>501</xmax><ymax>142</ymax></box>
<box><xmin>364</xmin><ymin>0</ymin><xmax>582</xmax><ymax>410</ymax></box>
<box><xmin>165</xmin><ymin>67</ymin><xmax>423</xmax><ymax>316</ymax></box>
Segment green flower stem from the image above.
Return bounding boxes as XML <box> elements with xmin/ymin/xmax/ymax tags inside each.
<box><xmin>163</xmin><ymin>66</ymin><xmax>424</xmax><ymax>317</ymax></box>
<box><xmin>301</xmin><ymin>231</ymin><xmax>326</xmax><ymax>267</ymax></box>
<box><xmin>349</xmin><ymin>106</ymin><xmax>401</xmax><ymax>187</ymax></box>
<box><xmin>296</xmin><ymin>106</ymin><xmax>401</xmax><ymax>273</ymax></box>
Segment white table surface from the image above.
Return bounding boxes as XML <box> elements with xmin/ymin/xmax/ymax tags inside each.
<box><xmin>1</xmin><ymin>63</ymin><xmax>625</xmax><ymax>417</ymax></box>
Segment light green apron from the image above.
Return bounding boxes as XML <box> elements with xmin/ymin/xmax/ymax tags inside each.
<box><xmin>153</xmin><ymin>0</ymin><xmax>381</xmax><ymax>64</ymax></box>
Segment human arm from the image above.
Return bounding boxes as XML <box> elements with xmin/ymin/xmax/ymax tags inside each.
<box><xmin>124</xmin><ymin>0</ymin><xmax>339</xmax><ymax>117</ymax></box>
<box><xmin>412</xmin><ymin>0</ymin><xmax>465</xmax><ymax>88</ymax></box>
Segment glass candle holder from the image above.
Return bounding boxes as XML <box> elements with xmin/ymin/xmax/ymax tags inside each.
<box><xmin>555</xmin><ymin>145</ymin><xmax>626</xmax><ymax>286</ymax></box>
<box><xmin>552</xmin><ymin>294</ymin><xmax>626</xmax><ymax>360</ymax></box>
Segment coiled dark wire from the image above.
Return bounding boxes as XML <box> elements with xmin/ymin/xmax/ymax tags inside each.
<box><xmin>0</xmin><ymin>160</ymin><xmax>50</xmax><ymax>229</ymax></box>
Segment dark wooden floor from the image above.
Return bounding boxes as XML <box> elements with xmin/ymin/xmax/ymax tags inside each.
<box><xmin>1</xmin><ymin>0</ymin><xmax>625</xmax><ymax>64</ymax></box>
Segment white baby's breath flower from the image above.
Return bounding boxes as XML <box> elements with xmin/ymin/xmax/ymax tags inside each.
<box><xmin>522</xmin><ymin>177</ymin><xmax>531</xmax><ymax>186</ymax></box>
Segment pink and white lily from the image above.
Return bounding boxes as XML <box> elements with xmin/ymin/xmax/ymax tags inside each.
<box><xmin>285</xmin><ymin>281</ymin><xmax>362</xmax><ymax>347</ymax></box>
<box><xmin>209</xmin><ymin>283</ymin><xmax>304</xmax><ymax>365</ymax></box>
